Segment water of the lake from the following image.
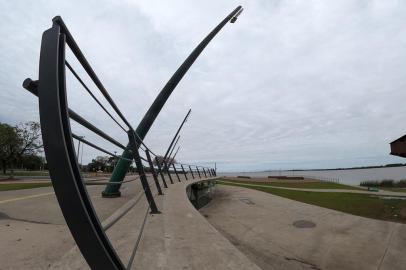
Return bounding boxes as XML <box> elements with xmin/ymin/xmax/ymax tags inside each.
<box><xmin>219</xmin><ymin>166</ymin><xmax>406</xmax><ymax>186</ymax></box>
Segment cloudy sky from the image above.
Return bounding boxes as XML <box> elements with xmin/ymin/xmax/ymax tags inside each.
<box><xmin>1</xmin><ymin>0</ymin><xmax>406</xmax><ymax>172</ymax></box>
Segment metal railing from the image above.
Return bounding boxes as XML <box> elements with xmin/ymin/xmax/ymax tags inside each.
<box><xmin>21</xmin><ymin>6</ymin><xmax>242</xmax><ymax>270</ymax></box>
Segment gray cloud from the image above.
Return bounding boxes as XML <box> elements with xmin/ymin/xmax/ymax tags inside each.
<box><xmin>1</xmin><ymin>0</ymin><xmax>406</xmax><ymax>172</ymax></box>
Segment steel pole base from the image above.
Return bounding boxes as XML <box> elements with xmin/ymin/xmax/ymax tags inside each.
<box><xmin>102</xmin><ymin>147</ymin><xmax>132</xmax><ymax>197</ymax></box>
<box><xmin>101</xmin><ymin>190</ymin><xmax>121</xmax><ymax>198</ymax></box>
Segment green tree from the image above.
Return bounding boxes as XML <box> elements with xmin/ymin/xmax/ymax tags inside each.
<box><xmin>0</xmin><ymin>121</ymin><xmax>43</xmax><ymax>175</ymax></box>
<box><xmin>21</xmin><ymin>154</ymin><xmax>45</xmax><ymax>171</ymax></box>
<box><xmin>107</xmin><ymin>156</ymin><xmax>119</xmax><ymax>172</ymax></box>
<box><xmin>87</xmin><ymin>156</ymin><xmax>110</xmax><ymax>172</ymax></box>
<box><xmin>0</xmin><ymin>123</ymin><xmax>20</xmax><ymax>174</ymax></box>
<box><xmin>15</xmin><ymin>121</ymin><xmax>43</xmax><ymax>159</ymax></box>
<box><xmin>152</xmin><ymin>155</ymin><xmax>177</xmax><ymax>166</ymax></box>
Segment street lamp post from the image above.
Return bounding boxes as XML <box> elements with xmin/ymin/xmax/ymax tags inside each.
<box><xmin>114</xmin><ymin>151</ymin><xmax>117</xmax><ymax>171</ymax></box>
<box><xmin>80</xmin><ymin>142</ymin><xmax>84</xmax><ymax>167</ymax></box>
<box><xmin>76</xmin><ymin>136</ymin><xmax>84</xmax><ymax>169</ymax></box>
<box><xmin>77</xmin><ymin>140</ymin><xmax>81</xmax><ymax>163</ymax></box>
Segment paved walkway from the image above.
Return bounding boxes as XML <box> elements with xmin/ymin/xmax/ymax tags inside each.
<box><xmin>201</xmin><ymin>185</ymin><xmax>406</xmax><ymax>270</ymax></box>
<box><xmin>133</xmin><ymin>177</ymin><xmax>260</xmax><ymax>270</ymax></box>
<box><xmin>218</xmin><ymin>180</ymin><xmax>406</xmax><ymax>197</ymax></box>
<box><xmin>5</xmin><ymin>175</ymin><xmax>406</xmax><ymax>270</ymax></box>
<box><xmin>1</xmin><ymin>175</ymin><xmax>257</xmax><ymax>270</ymax></box>
<box><xmin>50</xmin><ymin>176</ymin><xmax>259</xmax><ymax>270</ymax></box>
<box><xmin>0</xmin><ymin>175</ymin><xmax>147</xmax><ymax>269</ymax></box>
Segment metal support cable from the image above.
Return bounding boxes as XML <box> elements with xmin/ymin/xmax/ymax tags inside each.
<box><xmin>170</xmin><ymin>146</ymin><xmax>180</xmax><ymax>164</ymax></box>
<box><xmin>172</xmin><ymin>163</ymin><xmax>181</xmax><ymax>182</ymax></box>
<box><xmin>65</xmin><ymin>61</ymin><xmax>127</xmax><ymax>132</ymax></box>
<box><xmin>23</xmin><ymin>78</ymin><xmax>127</xmax><ymax>151</ymax></box>
<box><xmin>135</xmin><ymin>6</ymin><xmax>243</xmax><ymax>149</ymax></box>
<box><xmin>102</xmin><ymin>191</ymin><xmax>144</xmax><ymax>231</ymax></box>
<box><xmin>155</xmin><ymin>156</ymin><xmax>168</xmax><ymax>188</ymax></box>
<box><xmin>163</xmin><ymin>109</ymin><xmax>191</xmax><ymax>161</ymax></box>
<box><xmin>72</xmin><ymin>133</ymin><xmax>132</xmax><ymax>162</ymax></box>
<box><xmin>167</xmin><ymin>136</ymin><xmax>180</xmax><ymax>161</ymax></box>
<box><xmin>145</xmin><ymin>150</ymin><xmax>163</xmax><ymax>195</ymax></box>
<box><xmin>126</xmin><ymin>206</ymin><xmax>149</xmax><ymax>270</ymax></box>
<box><xmin>133</xmin><ymin>132</ymin><xmax>160</xmax><ymax>158</ymax></box>
<box><xmin>181</xmin><ymin>164</ymin><xmax>188</xmax><ymax>180</ymax></box>
<box><xmin>85</xmin><ymin>178</ymin><xmax>138</xmax><ymax>185</ymax></box>
<box><xmin>69</xmin><ymin>110</ymin><xmax>126</xmax><ymax>150</ymax></box>
<box><xmin>128</xmin><ymin>130</ymin><xmax>160</xmax><ymax>213</ymax></box>
<box><xmin>24</xmin><ymin>80</ymin><xmax>213</xmax><ymax>174</ymax></box>
<box><xmin>53</xmin><ymin>16</ymin><xmax>134</xmax><ymax>131</ymax></box>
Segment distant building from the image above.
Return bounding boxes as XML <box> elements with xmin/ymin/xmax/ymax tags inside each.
<box><xmin>390</xmin><ymin>135</ymin><xmax>406</xmax><ymax>158</ymax></box>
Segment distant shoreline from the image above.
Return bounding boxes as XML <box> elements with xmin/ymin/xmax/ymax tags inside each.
<box><xmin>222</xmin><ymin>163</ymin><xmax>406</xmax><ymax>174</ymax></box>
<box><xmin>277</xmin><ymin>163</ymin><xmax>406</xmax><ymax>172</ymax></box>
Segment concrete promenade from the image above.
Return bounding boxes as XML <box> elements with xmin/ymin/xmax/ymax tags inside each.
<box><xmin>0</xmin><ymin>175</ymin><xmax>259</xmax><ymax>269</ymax></box>
<box><xmin>133</xmin><ymin>177</ymin><xmax>260</xmax><ymax>270</ymax></box>
<box><xmin>3</xmin><ymin>175</ymin><xmax>406</xmax><ymax>269</ymax></box>
<box><xmin>0</xmin><ymin>175</ymin><xmax>142</xmax><ymax>269</ymax></box>
<box><xmin>201</xmin><ymin>185</ymin><xmax>406</xmax><ymax>270</ymax></box>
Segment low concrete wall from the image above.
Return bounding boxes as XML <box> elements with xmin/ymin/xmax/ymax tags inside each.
<box><xmin>186</xmin><ymin>179</ymin><xmax>216</xmax><ymax>209</ymax></box>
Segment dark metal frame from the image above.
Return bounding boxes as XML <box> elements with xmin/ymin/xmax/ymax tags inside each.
<box><xmin>105</xmin><ymin>5</ymin><xmax>243</xmax><ymax>193</ymax></box>
<box><xmin>155</xmin><ymin>156</ymin><xmax>168</xmax><ymax>188</ymax></box>
<box><xmin>22</xmin><ymin>7</ymin><xmax>238</xmax><ymax>268</ymax></box>
<box><xmin>145</xmin><ymin>150</ymin><xmax>163</xmax><ymax>195</ymax></box>
<box><xmin>181</xmin><ymin>164</ymin><xmax>188</xmax><ymax>180</ymax></box>
<box><xmin>127</xmin><ymin>131</ymin><xmax>160</xmax><ymax>213</ymax></box>
<box><xmin>37</xmin><ymin>21</ymin><xmax>125</xmax><ymax>269</ymax></box>
<box><xmin>163</xmin><ymin>160</ymin><xmax>174</xmax><ymax>184</ymax></box>
<box><xmin>189</xmin><ymin>165</ymin><xmax>195</xmax><ymax>179</ymax></box>
<box><xmin>172</xmin><ymin>164</ymin><xmax>181</xmax><ymax>182</ymax></box>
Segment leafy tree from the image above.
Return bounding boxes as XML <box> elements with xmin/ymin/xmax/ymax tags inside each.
<box><xmin>0</xmin><ymin>123</ymin><xmax>19</xmax><ymax>174</ymax></box>
<box><xmin>0</xmin><ymin>121</ymin><xmax>43</xmax><ymax>174</ymax></box>
<box><xmin>107</xmin><ymin>156</ymin><xmax>119</xmax><ymax>172</ymax></box>
<box><xmin>87</xmin><ymin>156</ymin><xmax>110</xmax><ymax>172</ymax></box>
<box><xmin>15</xmin><ymin>121</ymin><xmax>43</xmax><ymax>158</ymax></box>
<box><xmin>153</xmin><ymin>155</ymin><xmax>176</xmax><ymax>166</ymax></box>
<box><xmin>21</xmin><ymin>154</ymin><xmax>45</xmax><ymax>171</ymax></box>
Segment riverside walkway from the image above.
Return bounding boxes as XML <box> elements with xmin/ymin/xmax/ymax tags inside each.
<box><xmin>201</xmin><ymin>184</ymin><xmax>406</xmax><ymax>270</ymax></box>
<box><xmin>0</xmin><ymin>175</ymin><xmax>260</xmax><ymax>270</ymax></box>
<box><xmin>3</xmin><ymin>176</ymin><xmax>406</xmax><ymax>269</ymax></box>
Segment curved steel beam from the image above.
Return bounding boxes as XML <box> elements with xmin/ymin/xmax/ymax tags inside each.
<box><xmin>38</xmin><ymin>23</ymin><xmax>124</xmax><ymax>269</ymax></box>
<box><xmin>104</xmin><ymin>6</ymin><xmax>243</xmax><ymax>196</ymax></box>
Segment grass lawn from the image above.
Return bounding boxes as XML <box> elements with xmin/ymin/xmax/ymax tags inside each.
<box><xmin>0</xmin><ymin>182</ymin><xmax>52</xmax><ymax>191</ymax></box>
<box><xmin>0</xmin><ymin>171</ymin><xmax>49</xmax><ymax>177</ymax></box>
<box><xmin>218</xmin><ymin>179</ymin><xmax>406</xmax><ymax>223</ymax></box>
<box><xmin>224</xmin><ymin>179</ymin><xmax>362</xmax><ymax>190</ymax></box>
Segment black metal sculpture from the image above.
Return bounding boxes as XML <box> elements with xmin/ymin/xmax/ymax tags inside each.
<box><xmin>22</xmin><ymin>6</ymin><xmax>242</xmax><ymax>269</ymax></box>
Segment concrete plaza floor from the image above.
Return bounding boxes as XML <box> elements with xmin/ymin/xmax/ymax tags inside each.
<box><xmin>0</xmin><ymin>175</ymin><xmax>155</xmax><ymax>269</ymax></box>
<box><xmin>0</xmin><ymin>175</ymin><xmax>256</xmax><ymax>270</ymax></box>
<box><xmin>2</xmin><ymin>176</ymin><xmax>406</xmax><ymax>269</ymax></box>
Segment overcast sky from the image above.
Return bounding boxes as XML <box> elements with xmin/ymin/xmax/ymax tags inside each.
<box><xmin>1</xmin><ymin>0</ymin><xmax>406</xmax><ymax>172</ymax></box>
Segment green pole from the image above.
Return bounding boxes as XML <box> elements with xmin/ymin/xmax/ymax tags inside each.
<box><xmin>102</xmin><ymin>6</ymin><xmax>243</xmax><ymax>197</ymax></box>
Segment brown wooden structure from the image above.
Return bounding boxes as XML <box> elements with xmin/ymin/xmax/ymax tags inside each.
<box><xmin>390</xmin><ymin>135</ymin><xmax>406</xmax><ymax>158</ymax></box>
